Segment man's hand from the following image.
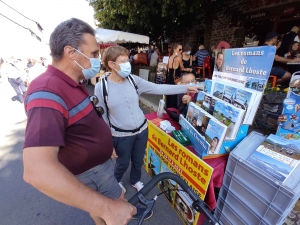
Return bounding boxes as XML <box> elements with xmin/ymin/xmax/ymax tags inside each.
<box><xmin>182</xmin><ymin>95</ymin><xmax>192</xmax><ymax>104</ymax></box>
<box><xmin>111</xmin><ymin>148</ymin><xmax>118</xmax><ymax>158</ymax></box>
<box><xmin>103</xmin><ymin>198</ymin><xmax>137</xmax><ymax>225</ymax></box>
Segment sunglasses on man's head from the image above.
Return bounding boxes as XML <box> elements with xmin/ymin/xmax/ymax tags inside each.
<box><xmin>89</xmin><ymin>95</ymin><xmax>104</xmax><ymax>117</ymax></box>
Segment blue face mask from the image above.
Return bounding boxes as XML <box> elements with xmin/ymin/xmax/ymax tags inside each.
<box><xmin>114</xmin><ymin>61</ymin><xmax>131</xmax><ymax>78</ymax></box>
<box><xmin>74</xmin><ymin>49</ymin><xmax>101</xmax><ymax>80</ymax></box>
<box><xmin>186</xmin><ymin>51</ymin><xmax>191</xmax><ymax>55</ymax></box>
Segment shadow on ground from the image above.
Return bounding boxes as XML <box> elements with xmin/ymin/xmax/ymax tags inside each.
<box><xmin>0</xmin><ymin>117</ymin><xmax>182</xmax><ymax>225</ymax></box>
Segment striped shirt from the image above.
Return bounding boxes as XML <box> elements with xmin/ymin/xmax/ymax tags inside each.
<box><xmin>194</xmin><ymin>49</ymin><xmax>209</xmax><ymax>66</ymax></box>
<box><xmin>24</xmin><ymin>65</ymin><xmax>113</xmax><ymax>175</ymax></box>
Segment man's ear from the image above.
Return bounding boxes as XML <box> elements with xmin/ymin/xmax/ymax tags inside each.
<box><xmin>64</xmin><ymin>46</ymin><xmax>76</xmax><ymax>60</ymax></box>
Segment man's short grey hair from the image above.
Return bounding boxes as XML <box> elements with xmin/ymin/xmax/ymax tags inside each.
<box><xmin>49</xmin><ymin>18</ymin><xmax>95</xmax><ymax>60</ymax></box>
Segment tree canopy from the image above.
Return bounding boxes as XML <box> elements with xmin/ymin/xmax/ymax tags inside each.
<box><xmin>88</xmin><ymin>0</ymin><xmax>235</xmax><ymax>44</ymax></box>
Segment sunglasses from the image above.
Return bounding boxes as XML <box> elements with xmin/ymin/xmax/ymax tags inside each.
<box><xmin>89</xmin><ymin>95</ymin><xmax>104</xmax><ymax>117</ymax></box>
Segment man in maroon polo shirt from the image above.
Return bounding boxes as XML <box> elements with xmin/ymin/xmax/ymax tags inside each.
<box><xmin>23</xmin><ymin>18</ymin><xmax>136</xmax><ymax>225</ymax></box>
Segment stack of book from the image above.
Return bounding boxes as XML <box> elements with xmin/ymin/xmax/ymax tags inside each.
<box><xmin>204</xmin><ymin>79</ymin><xmax>262</xmax><ymax>124</ymax></box>
<box><xmin>185</xmin><ymin>102</ymin><xmax>227</xmax><ymax>155</ymax></box>
<box><xmin>195</xmin><ymin>91</ymin><xmax>245</xmax><ymax>139</ymax></box>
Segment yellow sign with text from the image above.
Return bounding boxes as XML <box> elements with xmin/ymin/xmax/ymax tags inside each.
<box><xmin>145</xmin><ymin>121</ymin><xmax>213</xmax><ymax>200</ymax></box>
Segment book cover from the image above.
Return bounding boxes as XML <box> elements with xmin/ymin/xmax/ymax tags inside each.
<box><xmin>222</xmin><ymin>85</ymin><xmax>237</xmax><ymax>105</ymax></box>
<box><xmin>185</xmin><ymin>102</ymin><xmax>227</xmax><ymax>155</ymax></box>
<box><xmin>212</xmin><ymin>82</ymin><xmax>225</xmax><ymax>99</ymax></box>
<box><xmin>203</xmin><ymin>79</ymin><xmax>213</xmax><ymax>93</ymax></box>
<box><xmin>248</xmin><ymin>134</ymin><xmax>300</xmax><ymax>182</ymax></box>
<box><xmin>213</xmin><ymin>101</ymin><xmax>244</xmax><ymax>139</ymax></box>
<box><xmin>232</xmin><ymin>88</ymin><xmax>252</xmax><ymax>111</ymax></box>
<box><xmin>196</xmin><ymin>91</ymin><xmax>245</xmax><ymax>139</ymax></box>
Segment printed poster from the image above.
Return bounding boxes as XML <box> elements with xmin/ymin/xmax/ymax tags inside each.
<box><xmin>144</xmin><ymin>121</ymin><xmax>213</xmax><ymax>225</ymax></box>
<box><xmin>212</xmin><ymin>46</ymin><xmax>276</xmax><ymax>91</ymax></box>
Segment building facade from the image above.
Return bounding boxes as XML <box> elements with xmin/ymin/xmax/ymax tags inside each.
<box><xmin>168</xmin><ymin>0</ymin><xmax>300</xmax><ymax>50</ymax></box>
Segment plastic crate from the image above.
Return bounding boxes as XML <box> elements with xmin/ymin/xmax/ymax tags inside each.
<box><xmin>216</xmin><ymin>132</ymin><xmax>300</xmax><ymax>225</ymax></box>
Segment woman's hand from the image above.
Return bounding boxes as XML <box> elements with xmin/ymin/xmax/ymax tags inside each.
<box><xmin>111</xmin><ymin>148</ymin><xmax>118</xmax><ymax>158</ymax></box>
<box><xmin>187</xmin><ymin>86</ymin><xmax>199</xmax><ymax>94</ymax></box>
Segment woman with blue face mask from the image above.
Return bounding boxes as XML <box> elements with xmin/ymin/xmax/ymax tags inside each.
<box><xmin>94</xmin><ymin>46</ymin><xmax>198</xmax><ymax>193</ymax></box>
<box><xmin>182</xmin><ymin>43</ymin><xmax>196</xmax><ymax>77</ymax></box>
<box><xmin>182</xmin><ymin>43</ymin><xmax>192</xmax><ymax>69</ymax></box>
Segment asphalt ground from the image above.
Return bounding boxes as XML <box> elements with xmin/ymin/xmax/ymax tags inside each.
<box><xmin>0</xmin><ymin>81</ymin><xmax>183</xmax><ymax>225</ymax></box>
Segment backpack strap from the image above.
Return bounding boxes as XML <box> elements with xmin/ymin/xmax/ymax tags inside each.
<box><xmin>127</xmin><ymin>74</ymin><xmax>139</xmax><ymax>94</ymax></box>
<box><xmin>101</xmin><ymin>76</ymin><xmax>112</xmax><ymax>127</ymax></box>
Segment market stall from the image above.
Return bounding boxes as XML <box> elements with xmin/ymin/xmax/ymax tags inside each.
<box><xmin>143</xmin><ymin>45</ymin><xmax>300</xmax><ymax>224</ymax></box>
<box><xmin>90</xmin><ymin>28</ymin><xmax>150</xmax><ymax>85</ymax></box>
<box><xmin>94</xmin><ymin>28</ymin><xmax>149</xmax><ymax>44</ymax></box>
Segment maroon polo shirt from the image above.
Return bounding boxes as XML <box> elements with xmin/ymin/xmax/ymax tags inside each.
<box><xmin>24</xmin><ymin>65</ymin><xmax>113</xmax><ymax>175</ymax></box>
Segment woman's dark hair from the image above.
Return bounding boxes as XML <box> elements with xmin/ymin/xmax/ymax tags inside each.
<box><xmin>171</xmin><ymin>43</ymin><xmax>181</xmax><ymax>53</ymax></box>
<box><xmin>183</xmin><ymin>43</ymin><xmax>192</xmax><ymax>52</ymax></box>
<box><xmin>289</xmin><ymin>41</ymin><xmax>299</xmax><ymax>51</ymax></box>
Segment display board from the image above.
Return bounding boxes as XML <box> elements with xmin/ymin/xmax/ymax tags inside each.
<box><xmin>144</xmin><ymin>121</ymin><xmax>213</xmax><ymax>225</ymax></box>
<box><xmin>179</xmin><ymin>46</ymin><xmax>276</xmax><ymax>158</ymax></box>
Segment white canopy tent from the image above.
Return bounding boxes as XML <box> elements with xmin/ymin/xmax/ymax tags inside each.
<box><xmin>95</xmin><ymin>28</ymin><xmax>149</xmax><ymax>44</ymax></box>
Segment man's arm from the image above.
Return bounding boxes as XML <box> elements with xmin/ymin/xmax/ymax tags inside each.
<box><xmin>275</xmin><ymin>55</ymin><xmax>300</xmax><ymax>63</ymax></box>
<box><xmin>23</xmin><ymin>146</ymin><xmax>136</xmax><ymax>225</ymax></box>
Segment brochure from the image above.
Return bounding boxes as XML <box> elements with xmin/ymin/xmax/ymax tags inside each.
<box><xmin>277</xmin><ymin>74</ymin><xmax>300</xmax><ymax>143</ymax></box>
<box><xmin>196</xmin><ymin>91</ymin><xmax>245</xmax><ymax>139</ymax></box>
<box><xmin>185</xmin><ymin>102</ymin><xmax>227</xmax><ymax>155</ymax></box>
<box><xmin>248</xmin><ymin>134</ymin><xmax>300</xmax><ymax>183</ymax></box>
<box><xmin>212</xmin><ymin>82</ymin><xmax>224</xmax><ymax>99</ymax></box>
<box><xmin>203</xmin><ymin>79</ymin><xmax>213</xmax><ymax>94</ymax></box>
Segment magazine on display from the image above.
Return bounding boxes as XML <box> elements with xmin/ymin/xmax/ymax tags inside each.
<box><xmin>247</xmin><ymin>134</ymin><xmax>300</xmax><ymax>183</ymax></box>
<box><xmin>203</xmin><ymin>79</ymin><xmax>213</xmax><ymax>93</ymax></box>
<box><xmin>185</xmin><ymin>102</ymin><xmax>227</xmax><ymax>155</ymax></box>
<box><xmin>195</xmin><ymin>91</ymin><xmax>245</xmax><ymax>139</ymax></box>
<box><xmin>209</xmin><ymin>81</ymin><xmax>260</xmax><ymax>124</ymax></box>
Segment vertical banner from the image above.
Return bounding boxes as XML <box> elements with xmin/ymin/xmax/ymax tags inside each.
<box><xmin>144</xmin><ymin>122</ymin><xmax>213</xmax><ymax>225</ymax></box>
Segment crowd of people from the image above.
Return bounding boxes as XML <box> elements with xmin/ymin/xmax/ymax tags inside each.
<box><xmin>20</xmin><ymin>18</ymin><xmax>199</xmax><ymax>225</ymax></box>
<box><xmin>0</xmin><ymin>57</ymin><xmax>48</xmax><ymax>103</ymax></box>
<box><xmin>263</xmin><ymin>26</ymin><xmax>300</xmax><ymax>84</ymax></box>
<box><xmin>1</xmin><ymin>15</ymin><xmax>298</xmax><ymax>225</ymax></box>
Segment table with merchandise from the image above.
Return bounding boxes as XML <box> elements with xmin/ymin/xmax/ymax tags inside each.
<box><xmin>145</xmin><ymin>112</ymin><xmax>227</xmax><ymax>224</ymax></box>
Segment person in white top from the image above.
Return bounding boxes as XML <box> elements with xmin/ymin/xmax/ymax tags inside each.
<box><xmin>149</xmin><ymin>48</ymin><xmax>160</xmax><ymax>66</ymax></box>
<box><xmin>1</xmin><ymin>59</ymin><xmax>27</xmax><ymax>103</ymax></box>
